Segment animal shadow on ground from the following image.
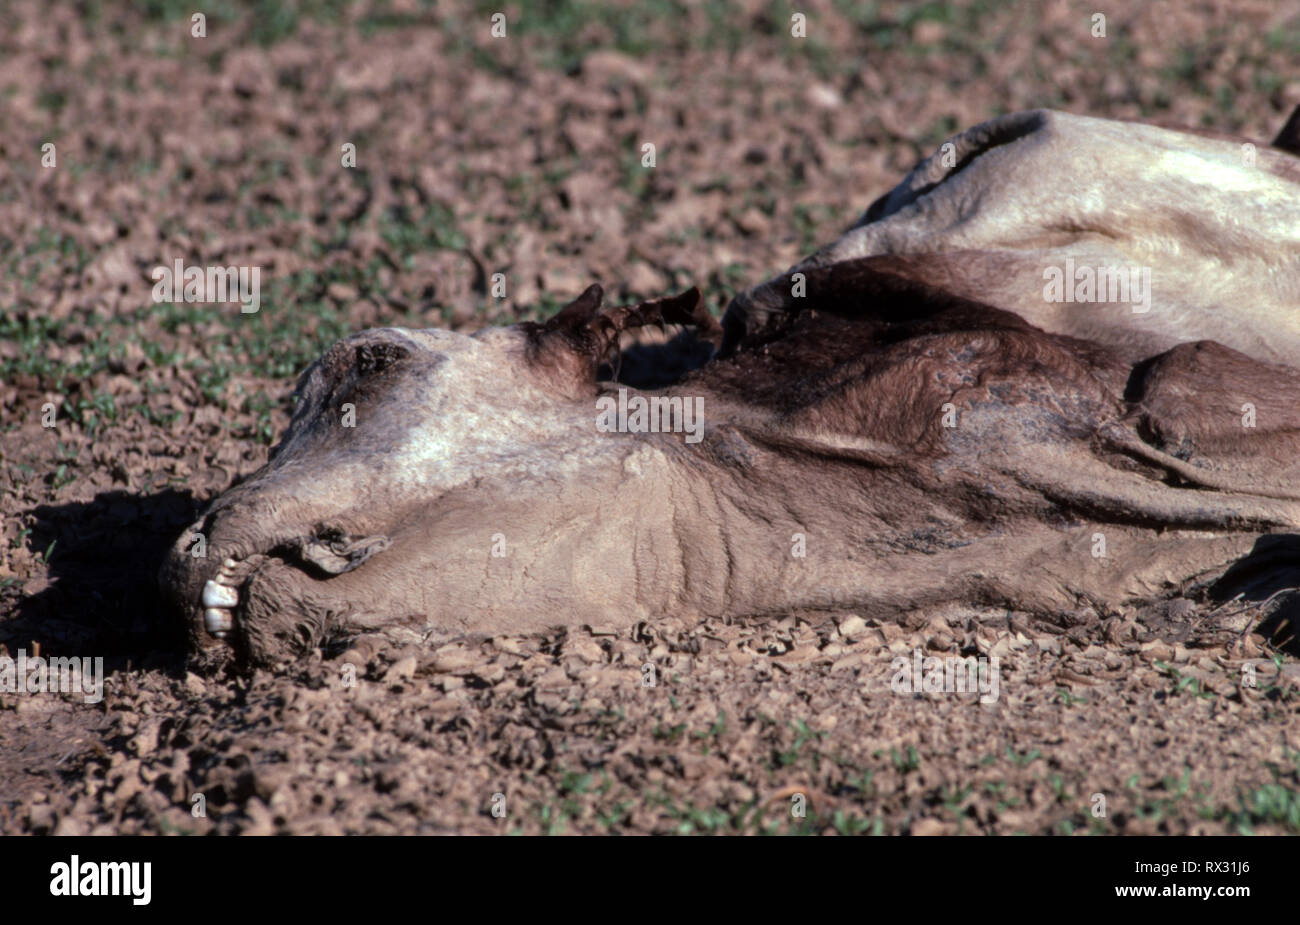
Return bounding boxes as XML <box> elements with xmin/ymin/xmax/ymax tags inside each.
<box><xmin>6</xmin><ymin>489</ymin><xmax>203</xmax><ymax>672</ymax></box>
<box><xmin>1211</xmin><ymin>534</ymin><xmax>1300</xmax><ymax>653</ymax></box>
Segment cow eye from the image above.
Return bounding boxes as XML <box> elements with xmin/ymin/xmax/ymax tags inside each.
<box><xmin>354</xmin><ymin>342</ymin><xmax>408</xmax><ymax>376</ymax></box>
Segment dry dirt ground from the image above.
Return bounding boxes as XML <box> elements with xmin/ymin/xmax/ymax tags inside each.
<box><xmin>2</xmin><ymin>0</ymin><xmax>1300</xmax><ymax>835</ymax></box>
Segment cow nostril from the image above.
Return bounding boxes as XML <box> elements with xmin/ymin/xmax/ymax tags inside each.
<box><xmin>355</xmin><ymin>341</ymin><xmax>409</xmax><ymax>376</ymax></box>
<box><xmin>295</xmin><ymin>531</ymin><xmax>391</xmax><ymax>576</ymax></box>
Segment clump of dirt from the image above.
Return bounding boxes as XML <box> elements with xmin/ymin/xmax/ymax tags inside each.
<box><xmin>2</xmin><ymin>0</ymin><xmax>1299</xmax><ymax>834</ymax></box>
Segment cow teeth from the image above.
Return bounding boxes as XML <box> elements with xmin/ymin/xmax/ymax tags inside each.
<box><xmin>204</xmin><ymin>607</ymin><xmax>234</xmax><ymax>635</ymax></box>
<box><xmin>202</xmin><ymin>580</ymin><xmax>239</xmax><ymax>608</ymax></box>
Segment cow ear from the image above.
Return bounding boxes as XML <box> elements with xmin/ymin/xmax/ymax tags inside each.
<box><xmin>525</xmin><ymin>285</ymin><xmax>717</xmax><ymax>395</ymax></box>
<box><xmin>1272</xmin><ymin>104</ymin><xmax>1300</xmax><ymax>155</ymax></box>
<box><xmin>546</xmin><ymin>283</ymin><xmax>605</xmax><ymax>328</ymax></box>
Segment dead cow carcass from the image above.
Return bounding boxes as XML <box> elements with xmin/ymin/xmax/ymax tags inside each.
<box><xmin>161</xmin><ymin>108</ymin><xmax>1300</xmax><ymax>668</ymax></box>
